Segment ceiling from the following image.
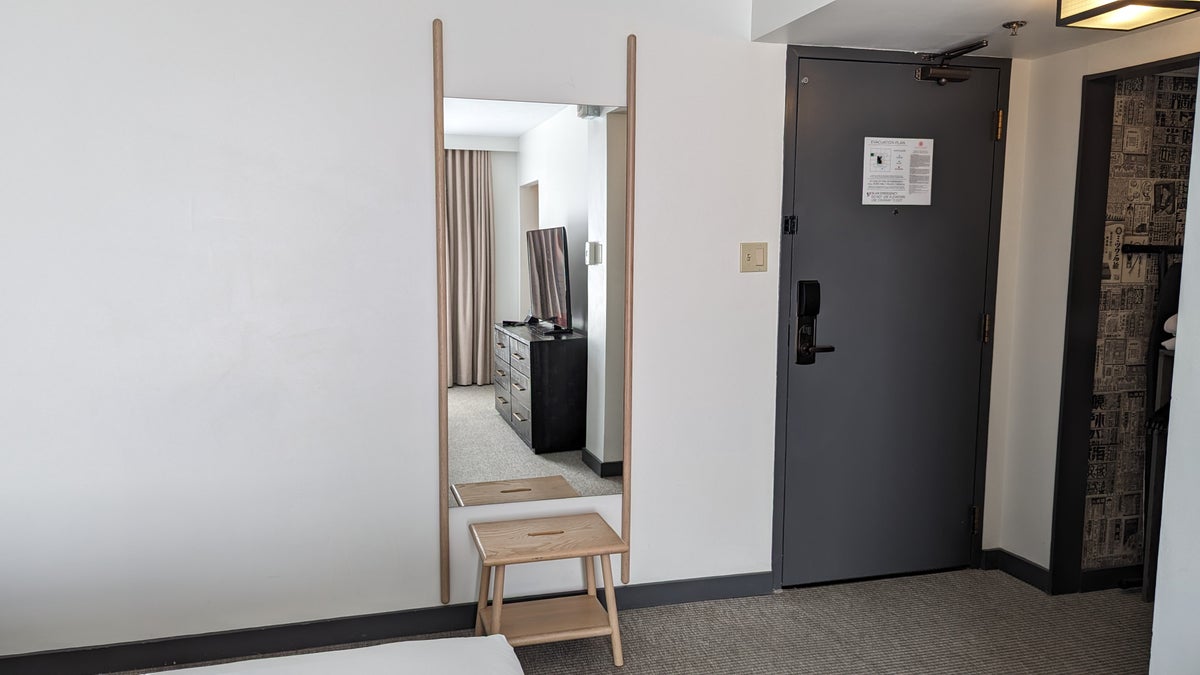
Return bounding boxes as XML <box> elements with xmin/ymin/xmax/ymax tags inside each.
<box><xmin>753</xmin><ymin>0</ymin><xmax>1200</xmax><ymax>60</ymax></box>
<box><xmin>443</xmin><ymin>98</ymin><xmax>570</xmax><ymax>138</ymax></box>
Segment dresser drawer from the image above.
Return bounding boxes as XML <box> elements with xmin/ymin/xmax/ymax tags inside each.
<box><xmin>510</xmin><ymin>339</ymin><xmax>531</xmax><ymax>375</ymax></box>
<box><xmin>511</xmin><ymin>400</ymin><xmax>532</xmax><ymax>445</ymax></box>
<box><xmin>509</xmin><ymin>368</ymin><xmax>531</xmax><ymax>409</ymax></box>
<box><xmin>493</xmin><ymin>328</ymin><xmax>510</xmax><ymax>364</ymax></box>
<box><xmin>493</xmin><ymin>361</ymin><xmax>511</xmax><ymax>392</ymax></box>
<box><xmin>494</xmin><ymin>386</ymin><xmax>512</xmax><ymax>422</ymax></box>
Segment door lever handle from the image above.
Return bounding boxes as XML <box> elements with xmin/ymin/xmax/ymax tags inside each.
<box><xmin>802</xmin><ymin>344</ymin><xmax>836</xmax><ymax>355</ymax></box>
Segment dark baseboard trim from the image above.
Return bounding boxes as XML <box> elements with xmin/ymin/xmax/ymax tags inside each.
<box><xmin>0</xmin><ymin>572</ymin><xmax>771</xmax><ymax>675</ymax></box>
<box><xmin>0</xmin><ymin>602</ymin><xmax>478</xmax><ymax>675</ymax></box>
<box><xmin>581</xmin><ymin>451</ymin><xmax>623</xmax><ymax>478</ymax></box>
<box><xmin>981</xmin><ymin>548</ymin><xmax>1052</xmax><ymax>594</ymax></box>
<box><xmin>1080</xmin><ymin>564</ymin><xmax>1142</xmax><ymax>592</ymax></box>
<box><xmin>615</xmin><ymin>572</ymin><xmax>773</xmax><ymax>610</ymax></box>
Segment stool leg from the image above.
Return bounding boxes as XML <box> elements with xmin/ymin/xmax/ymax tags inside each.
<box><xmin>584</xmin><ymin>556</ymin><xmax>596</xmax><ymax>596</ymax></box>
<box><xmin>600</xmin><ymin>554</ymin><xmax>623</xmax><ymax>667</ymax></box>
<box><xmin>491</xmin><ymin>565</ymin><xmax>506</xmax><ymax>635</ymax></box>
<box><xmin>475</xmin><ymin>563</ymin><xmax>491</xmax><ymax>636</ymax></box>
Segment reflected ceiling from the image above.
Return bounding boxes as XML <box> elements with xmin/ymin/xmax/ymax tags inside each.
<box><xmin>443</xmin><ymin>98</ymin><xmax>570</xmax><ymax>138</ymax></box>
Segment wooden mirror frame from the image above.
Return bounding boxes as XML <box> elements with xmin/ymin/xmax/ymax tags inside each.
<box><xmin>432</xmin><ymin>19</ymin><xmax>637</xmax><ymax>603</ymax></box>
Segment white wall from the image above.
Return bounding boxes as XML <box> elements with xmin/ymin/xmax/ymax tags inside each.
<box><xmin>1149</xmin><ymin>89</ymin><xmax>1200</xmax><ymax>675</ymax></box>
<box><xmin>1</xmin><ymin>0</ymin><xmax>440</xmax><ymax>652</ymax></box>
<box><xmin>517</xmin><ymin>107</ymin><xmax>591</xmax><ymax>332</ymax></box>
<box><xmin>518</xmin><ymin>183</ymin><xmax>539</xmax><ymax>315</ymax></box>
<box><xmin>604</xmin><ymin>113</ymin><xmax>630</xmax><ymax>465</ymax></box>
<box><xmin>0</xmin><ymin>0</ymin><xmax>784</xmax><ymax>655</ymax></box>
<box><xmin>583</xmin><ymin>113</ymin><xmax>628</xmax><ymax>465</ymax></box>
<box><xmin>584</xmin><ymin>116</ymin><xmax>611</xmax><ymax>464</ymax></box>
<box><xmin>980</xmin><ymin>58</ymin><xmax>1031</xmax><ymax>551</ymax></box>
<box><xmin>981</xmin><ymin>17</ymin><xmax>1200</xmax><ymax>568</ymax></box>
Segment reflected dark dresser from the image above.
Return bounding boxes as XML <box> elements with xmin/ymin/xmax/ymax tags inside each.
<box><xmin>492</xmin><ymin>324</ymin><xmax>586</xmax><ymax>454</ymax></box>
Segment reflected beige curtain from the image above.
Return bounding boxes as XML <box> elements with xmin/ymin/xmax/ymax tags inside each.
<box><xmin>445</xmin><ymin>149</ymin><xmax>495</xmax><ymax>386</ymax></box>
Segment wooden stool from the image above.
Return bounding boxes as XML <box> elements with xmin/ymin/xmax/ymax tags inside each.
<box><xmin>452</xmin><ymin>475</ymin><xmax>579</xmax><ymax>507</ymax></box>
<box><xmin>469</xmin><ymin>513</ymin><xmax>629</xmax><ymax>667</ymax></box>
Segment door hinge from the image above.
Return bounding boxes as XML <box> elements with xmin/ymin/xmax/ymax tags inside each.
<box><xmin>969</xmin><ymin>505</ymin><xmax>981</xmax><ymax>536</ymax></box>
<box><xmin>993</xmin><ymin>109</ymin><xmax>1005</xmax><ymax>141</ymax></box>
<box><xmin>782</xmin><ymin>215</ymin><xmax>798</xmax><ymax>235</ymax></box>
<box><xmin>980</xmin><ymin>312</ymin><xmax>992</xmax><ymax>344</ymax></box>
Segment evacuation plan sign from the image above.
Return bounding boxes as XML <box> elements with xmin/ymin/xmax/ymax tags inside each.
<box><xmin>862</xmin><ymin>137</ymin><xmax>934</xmax><ymax>206</ymax></box>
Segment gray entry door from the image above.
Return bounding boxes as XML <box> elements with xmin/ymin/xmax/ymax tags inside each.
<box><xmin>780</xmin><ymin>54</ymin><xmax>1002</xmax><ymax>586</ymax></box>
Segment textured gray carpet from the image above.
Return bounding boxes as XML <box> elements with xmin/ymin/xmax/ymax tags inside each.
<box><xmin>511</xmin><ymin>569</ymin><xmax>1153</xmax><ymax>675</ymax></box>
<box><xmin>448</xmin><ymin>385</ymin><xmax>622</xmax><ymax>500</ymax></box>
<box><xmin>118</xmin><ymin>569</ymin><xmax>1153</xmax><ymax>674</ymax></box>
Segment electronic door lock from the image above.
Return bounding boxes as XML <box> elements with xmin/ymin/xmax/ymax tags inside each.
<box><xmin>796</xmin><ymin>280</ymin><xmax>835</xmax><ymax>365</ymax></box>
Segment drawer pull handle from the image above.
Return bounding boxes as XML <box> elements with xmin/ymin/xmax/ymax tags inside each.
<box><xmin>497</xmin><ymin>397</ymin><xmax>508</xmax><ymax>405</ymax></box>
<box><xmin>513</xmin><ymin>384</ymin><xmax>526</xmax><ymax>391</ymax></box>
<box><xmin>528</xmin><ymin>530</ymin><xmax>564</xmax><ymax>537</ymax></box>
<box><xmin>513</xmin><ymin>412</ymin><xmax>527</xmax><ymax>422</ymax></box>
<box><xmin>513</xmin><ymin>354</ymin><xmax>525</xmax><ymax>361</ymax></box>
<box><xmin>495</xmin><ymin>369</ymin><xmax>506</xmax><ymax>376</ymax></box>
<box><xmin>495</xmin><ymin>342</ymin><xmax>505</xmax><ymax>348</ymax></box>
<box><xmin>500</xmin><ymin>488</ymin><xmax>532</xmax><ymax>494</ymax></box>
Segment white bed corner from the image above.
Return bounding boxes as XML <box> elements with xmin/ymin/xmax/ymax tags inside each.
<box><xmin>154</xmin><ymin>635</ymin><xmax>523</xmax><ymax>674</ymax></box>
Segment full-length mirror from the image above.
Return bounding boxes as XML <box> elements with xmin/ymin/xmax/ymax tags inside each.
<box><xmin>442</xmin><ymin>97</ymin><xmax>627</xmax><ymax>508</ymax></box>
<box><xmin>434</xmin><ymin>21</ymin><xmax>637</xmax><ymax>602</ymax></box>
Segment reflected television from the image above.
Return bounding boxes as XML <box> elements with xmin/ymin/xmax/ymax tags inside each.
<box><xmin>526</xmin><ymin>226</ymin><xmax>572</xmax><ymax>333</ymax></box>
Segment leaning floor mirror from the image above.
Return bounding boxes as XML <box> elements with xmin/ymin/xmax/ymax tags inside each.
<box><xmin>432</xmin><ymin>20</ymin><xmax>637</xmax><ymax>602</ymax></box>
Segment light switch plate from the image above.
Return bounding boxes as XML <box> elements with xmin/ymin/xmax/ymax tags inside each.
<box><xmin>739</xmin><ymin>242</ymin><xmax>768</xmax><ymax>273</ymax></box>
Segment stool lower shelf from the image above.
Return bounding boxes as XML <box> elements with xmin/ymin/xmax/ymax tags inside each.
<box><xmin>479</xmin><ymin>595</ymin><xmax>612</xmax><ymax>646</ymax></box>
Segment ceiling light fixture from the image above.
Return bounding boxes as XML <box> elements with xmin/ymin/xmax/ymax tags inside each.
<box><xmin>1057</xmin><ymin>0</ymin><xmax>1200</xmax><ymax>30</ymax></box>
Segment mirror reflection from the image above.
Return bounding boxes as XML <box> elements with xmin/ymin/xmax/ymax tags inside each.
<box><xmin>443</xmin><ymin>97</ymin><xmax>626</xmax><ymax>507</ymax></box>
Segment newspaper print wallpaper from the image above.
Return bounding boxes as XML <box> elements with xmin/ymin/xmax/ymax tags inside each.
<box><xmin>1086</xmin><ymin>72</ymin><xmax>1195</xmax><ymax>570</ymax></box>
